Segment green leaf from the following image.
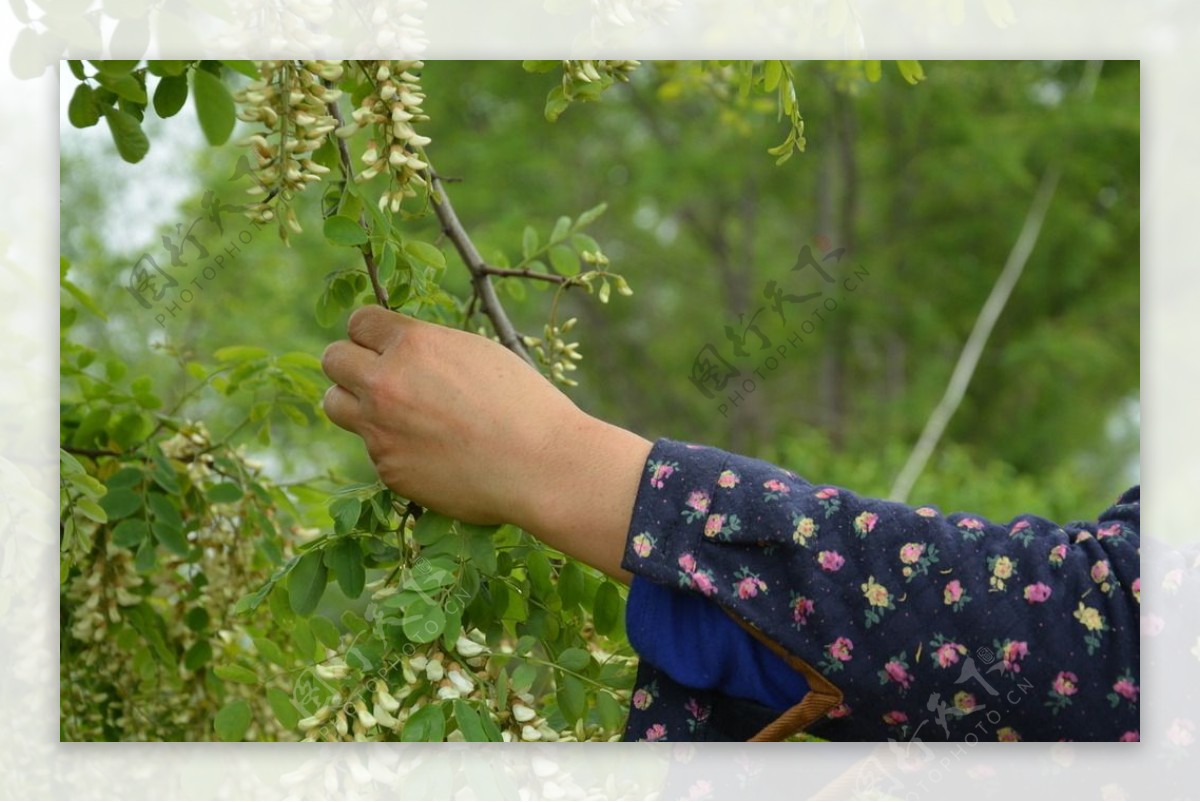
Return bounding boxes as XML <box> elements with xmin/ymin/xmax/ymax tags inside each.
<box><xmin>557</xmin><ymin>647</ymin><xmax>590</xmax><ymax>673</ymax></box>
<box><xmin>522</xmin><ymin>60</ymin><xmax>560</xmax><ymax>74</ymax></box>
<box><xmin>288</xmin><ymin>550</ymin><xmax>328</xmax><ymax>616</ymax></box>
<box><xmin>556</xmin><ymin>674</ymin><xmax>586</xmax><ymax>726</ymax></box>
<box><xmin>253</xmin><ymin>636</ymin><xmax>287</xmax><ymax>667</ymax></box>
<box><xmin>192</xmin><ymin>67</ymin><xmax>236</xmax><ymax>145</ymax></box>
<box><xmin>214</xmin><ymin>699</ymin><xmax>252</xmax><ymax>741</ymax></box>
<box><xmin>544</xmin><ymin>85</ymin><xmax>569</xmax><ymax>122</ymax></box>
<box><xmin>346</xmin><ymin>639</ymin><xmax>383</xmax><ymax>671</ymax></box>
<box><xmin>559</xmin><ymin>560</ymin><xmax>584</xmax><ymax>610</ymax></box>
<box><xmin>185</xmin><ymin>606</ymin><xmax>210</xmax><ymax>631</ymax></box>
<box><xmin>277</xmin><ymin>351</ymin><xmax>324</xmax><ymax>372</ymax></box>
<box><xmin>100</xmin><ymin>488</ymin><xmax>141</xmax><ymax>520</ymax></box>
<box><xmin>549</xmin><ymin>245</ymin><xmax>579</xmax><ymax>276</ymax></box>
<box><xmin>61</xmin><ymin>278</ymin><xmax>108</xmax><ymax>320</ymax></box>
<box><xmin>403</xmin><ymin>239</ymin><xmax>446</xmax><ymax>269</ymax></box>
<box><xmin>68</xmin><ymin>60</ymin><xmax>87</xmax><ymax>80</ymax></box>
<box><xmin>763</xmin><ymin>60</ymin><xmax>783</xmax><ymax>91</ymax></box>
<box><xmin>596</xmin><ymin>690</ymin><xmax>624</xmax><ymax>731</ymax></box>
<box><xmin>134</xmin><ymin>538</ymin><xmax>157</xmax><ymax>572</ymax></box>
<box><xmin>864</xmin><ymin>60</ymin><xmax>882</xmax><ymax>82</ymax></box>
<box><xmin>214</xmin><ymin>663</ymin><xmax>258</xmax><ymax>684</ymax></box>
<box><xmin>151</xmin><ymin>451</ymin><xmax>180</xmax><ymax>493</ymax></box>
<box><xmin>96</xmin><ymin>71</ymin><xmax>146</xmax><ymax>104</ymax></box>
<box><xmin>267</xmin><ymin>687</ymin><xmax>299</xmax><ymax>730</ymax></box>
<box><xmin>510</xmin><ymin>662</ymin><xmax>537</xmax><ymax>691</ymax></box>
<box><xmin>341</xmin><ymin>609</ymin><xmax>369</xmax><ymax>635</ymax></box>
<box><xmin>92</xmin><ymin>60</ymin><xmax>139</xmax><ymax>76</ymax></box>
<box><xmin>101</xmin><ymin>106</ymin><xmax>150</xmax><ymax>163</ymax></box>
<box><xmin>309</xmin><ymin>614</ymin><xmax>341</xmax><ymax>650</ymax></box>
<box><xmin>453</xmin><ymin>700</ymin><xmax>490</xmax><ymax>742</ymax></box>
<box><xmin>327</xmin><ymin>538</ymin><xmax>365</xmax><ymax>599</ymax></box>
<box><xmin>402</xmin><ymin>600</ymin><xmax>446</xmax><ymax>644</ymax></box>
<box><xmin>412</xmin><ymin>511</ymin><xmax>453</xmax><ymax>546</ymax></box>
<box><xmin>183</xmin><ymin>639</ymin><xmax>212</xmax><ymax>671</ymax></box>
<box><xmin>75</xmin><ymin>497</ymin><xmax>108</xmax><ymax>524</ymax></box>
<box><xmin>214</xmin><ymin>345</ymin><xmax>269</xmax><ymax>362</ymax></box>
<box><xmin>206</xmin><ymin>482</ymin><xmax>243</xmax><ymax>504</ymax></box>
<box><xmin>68</xmin><ymin>83</ymin><xmax>101</xmax><ymax>128</ymax></box>
<box><xmin>592</xmin><ymin>581</ymin><xmax>622</xmax><ymax>637</ymax></box>
<box><xmin>401</xmin><ymin>703</ymin><xmax>445</xmax><ymax>742</ymax></box>
<box><xmin>220</xmin><ymin>60</ymin><xmax>261</xmax><ymax>79</ymax></box>
<box><xmin>291</xmin><ymin>619</ymin><xmax>317</xmax><ymax>660</ymax></box>
<box><xmin>125</xmin><ymin>603</ymin><xmax>173</xmax><ymax>664</ymax></box>
<box><xmin>148</xmin><ymin>492</ymin><xmax>182</xmax><ymax>530</ymax></box>
<box><xmin>147</xmin><ymin>60</ymin><xmax>188</xmax><ymax>77</ymax></box>
<box><xmin>549</xmin><ymin>215</ymin><xmax>572</xmax><ymax>243</ymax></box>
<box><xmin>111</xmin><ymin>519</ymin><xmax>149</xmax><ymax>549</ymax></box>
<box><xmin>323</xmin><ymin>215</ymin><xmax>368</xmax><ymax>247</ymax></box>
<box><xmin>521</xmin><ymin>225</ymin><xmax>538</xmax><ymax>259</ymax></box>
<box><xmin>329</xmin><ymin>496</ymin><xmax>362</xmax><ymax>536</ymax></box>
<box><xmin>403</xmin><ymin>556</ymin><xmax>459</xmax><ymax>593</ymax></box>
<box><xmin>153</xmin><ymin>73</ymin><xmax>188</xmax><ymax>118</ymax></box>
<box><xmin>526</xmin><ymin>550</ymin><xmax>553</xmax><ymax>597</ymax></box>
<box><xmin>314</xmin><ymin>289</ymin><xmax>338</xmax><ymax>328</ymax></box>
<box><xmin>575</xmin><ymin>202</ymin><xmax>608</xmax><ymax>228</ymax></box>
<box><xmin>151</xmin><ymin>521</ymin><xmax>188</xmax><ymax>556</ymax></box>
<box><xmin>895</xmin><ymin>60</ymin><xmax>926</xmax><ymax>85</ymax></box>
<box><xmin>462</xmin><ymin>523</ymin><xmax>499</xmax><ymax>575</ymax></box>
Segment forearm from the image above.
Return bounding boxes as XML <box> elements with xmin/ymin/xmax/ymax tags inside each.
<box><xmin>515</xmin><ymin>413</ymin><xmax>652</xmax><ymax>584</ymax></box>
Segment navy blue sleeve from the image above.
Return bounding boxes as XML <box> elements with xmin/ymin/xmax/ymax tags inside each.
<box><xmin>620</xmin><ymin>438</ymin><xmax>1140</xmax><ymax>741</ymax></box>
<box><xmin>625</xmin><ymin>575</ymin><xmax>810</xmax><ymax>712</ymax></box>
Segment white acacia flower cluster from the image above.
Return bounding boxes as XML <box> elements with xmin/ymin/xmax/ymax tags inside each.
<box><xmin>60</xmin><ymin>430</ymin><xmax>290</xmax><ymax>742</ymax></box>
<box><xmin>350</xmin><ymin>1</ymin><xmax>429</xmax><ymax>57</ymax></box>
<box><xmin>296</xmin><ymin>627</ymin><xmax>618</xmax><ymax>742</ymax></box>
<box><xmin>524</xmin><ymin>317</ymin><xmax>583</xmax><ymax>388</ymax></box>
<box><xmin>591</xmin><ymin>0</ymin><xmax>679</xmax><ymax>27</ymax></box>
<box><xmin>341</xmin><ymin>60</ymin><xmax>432</xmax><ymax>214</ymax></box>
<box><xmin>234</xmin><ymin>60</ymin><xmax>344</xmax><ymax>241</ymax></box>
<box><xmin>561</xmin><ymin>59</ymin><xmax>640</xmax><ymax>100</ymax></box>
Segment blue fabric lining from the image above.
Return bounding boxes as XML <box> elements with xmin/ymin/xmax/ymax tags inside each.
<box><xmin>626</xmin><ymin>575</ymin><xmax>810</xmax><ymax>713</ymax></box>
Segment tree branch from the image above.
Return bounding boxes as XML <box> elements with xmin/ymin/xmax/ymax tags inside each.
<box><xmin>325</xmin><ymin>99</ymin><xmax>389</xmax><ymax>308</ymax></box>
<box><xmin>425</xmin><ymin>168</ymin><xmax>535</xmax><ymax>366</ymax></box>
<box><xmin>888</xmin><ymin>60</ymin><xmax>1103</xmax><ymax>503</ymax></box>
<box><xmin>481</xmin><ymin>265</ymin><xmax>569</xmax><ymax>284</ymax></box>
<box><xmin>887</xmin><ymin>166</ymin><xmax>1061</xmax><ymax>503</ymax></box>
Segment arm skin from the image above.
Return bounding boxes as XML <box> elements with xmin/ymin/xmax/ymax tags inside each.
<box><xmin>321</xmin><ymin>305</ymin><xmax>651</xmax><ymax>583</ymax></box>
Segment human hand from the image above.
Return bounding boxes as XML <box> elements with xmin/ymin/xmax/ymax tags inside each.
<box><xmin>321</xmin><ymin>306</ymin><xmax>651</xmax><ymax>580</ymax></box>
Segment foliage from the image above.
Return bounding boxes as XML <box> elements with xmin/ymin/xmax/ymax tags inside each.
<box><xmin>59</xmin><ymin>59</ymin><xmax>1138</xmax><ymax>742</ymax></box>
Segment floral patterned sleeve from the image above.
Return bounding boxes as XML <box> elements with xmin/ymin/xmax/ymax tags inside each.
<box><xmin>620</xmin><ymin>438</ymin><xmax>1141</xmax><ymax>742</ymax></box>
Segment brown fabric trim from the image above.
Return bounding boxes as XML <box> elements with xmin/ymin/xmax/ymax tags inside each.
<box><xmin>721</xmin><ymin>606</ymin><xmax>843</xmax><ymax>742</ymax></box>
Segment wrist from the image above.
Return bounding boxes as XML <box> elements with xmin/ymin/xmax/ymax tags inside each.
<box><xmin>516</xmin><ymin>412</ymin><xmax>652</xmax><ymax>582</ymax></box>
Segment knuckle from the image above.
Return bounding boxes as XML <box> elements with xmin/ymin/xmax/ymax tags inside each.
<box><xmin>347</xmin><ymin>305</ymin><xmax>372</xmax><ymax>337</ymax></box>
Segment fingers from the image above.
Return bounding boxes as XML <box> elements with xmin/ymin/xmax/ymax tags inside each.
<box><xmin>347</xmin><ymin>305</ymin><xmax>410</xmax><ymax>354</ymax></box>
<box><xmin>321</xmin><ymin>339</ymin><xmax>379</xmax><ymax>395</ymax></box>
<box><xmin>322</xmin><ymin>384</ymin><xmax>360</xmax><ymax>432</ymax></box>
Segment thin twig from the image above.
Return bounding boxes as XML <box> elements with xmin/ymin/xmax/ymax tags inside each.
<box><xmin>481</xmin><ymin>265</ymin><xmax>569</xmax><ymax>284</ymax></box>
<box><xmin>425</xmin><ymin>168</ymin><xmax>535</xmax><ymax>366</ymax></box>
<box><xmin>62</xmin><ymin>445</ymin><xmax>124</xmax><ymax>459</ymax></box>
<box><xmin>326</xmin><ymin>99</ymin><xmax>389</xmax><ymax>308</ymax></box>
<box><xmin>888</xmin><ymin>167</ymin><xmax>1061</xmax><ymax>502</ymax></box>
<box><xmin>888</xmin><ymin>61</ymin><xmax>1103</xmax><ymax>503</ymax></box>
